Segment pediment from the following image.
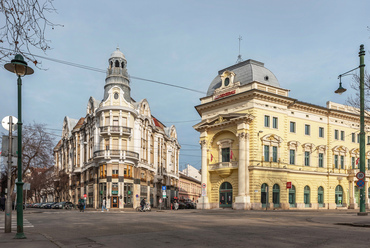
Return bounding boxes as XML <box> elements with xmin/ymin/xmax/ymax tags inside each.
<box><xmin>193</xmin><ymin>113</ymin><xmax>254</xmax><ymax>131</ymax></box>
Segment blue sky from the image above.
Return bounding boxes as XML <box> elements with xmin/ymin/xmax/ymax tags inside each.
<box><xmin>1</xmin><ymin>0</ymin><xmax>370</xmax><ymax>169</ymax></box>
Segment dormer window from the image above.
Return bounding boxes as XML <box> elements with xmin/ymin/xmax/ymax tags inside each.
<box><xmin>224</xmin><ymin>77</ymin><xmax>230</xmax><ymax>86</ymax></box>
<box><xmin>220</xmin><ymin>70</ymin><xmax>235</xmax><ymax>88</ymax></box>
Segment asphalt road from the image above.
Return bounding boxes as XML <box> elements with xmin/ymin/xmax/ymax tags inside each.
<box><xmin>2</xmin><ymin>208</ymin><xmax>370</xmax><ymax>248</ymax></box>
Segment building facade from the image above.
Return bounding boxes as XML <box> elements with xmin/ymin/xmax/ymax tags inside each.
<box><xmin>54</xmin><ymin>48</ymin><xmax>180</xmax><ymax>209</ymax></box>
<box><xmin>194</xmin><ymin>59</ymin><xmax>370</xmax><ymax>210</ymax></box>
<box><xmin>179</xmin><ymin>173</ymin><xmax>201</xmax><ymax>202</ymax></box>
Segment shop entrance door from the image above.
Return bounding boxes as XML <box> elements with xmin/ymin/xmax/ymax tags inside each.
<box><xmin>111</xmin><ymin>196</ymin><xmax>119</xmax><ymax>208</ymax></box>
<box><xmin>219</xmin><ymin>182</ymin><xmax>232</xmax><ymax>208</ymax></box>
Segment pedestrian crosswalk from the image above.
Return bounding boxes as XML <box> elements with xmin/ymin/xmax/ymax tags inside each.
<box><xmin>0</xmin><ymin>216</ymin><xmax>33</xmax><ymax>229</ymax></box>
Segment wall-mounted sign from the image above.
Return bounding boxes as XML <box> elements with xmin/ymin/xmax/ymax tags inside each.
<box><xmin>214</xmin><ymin>90</ymin><xmax>236</xmax><ymax>100</ymax></box>
<box><xmin>286</xmin><ymin>182</ymin><xmax>292</xmax><ymax>189</ymax></box>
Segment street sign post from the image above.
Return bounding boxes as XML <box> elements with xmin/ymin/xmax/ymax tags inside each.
<box><xmin>357</xmin><ymin>179</ymin><xmax>365</xmax><ymax>189</ymax></box>
<box><xmin>356</xmin><ymin>172</ymin><xmax>365</xmax><ymax>180</ymax></box>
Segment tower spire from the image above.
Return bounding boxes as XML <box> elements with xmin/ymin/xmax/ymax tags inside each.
<box><xmin>236</xmin><ymin>35</ymin><xmax>243</xmax><ymax>64</ymax></box>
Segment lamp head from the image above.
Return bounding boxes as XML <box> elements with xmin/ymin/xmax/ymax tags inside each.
<box><xmin>335</xmin><ymin>82</ymin><xmax>346</xmax><ymax>95</ymax></box>
<box><xmin>4</xmin><ymin>54</ymin><xmax>34</xmax><ymax>76</ymax></box>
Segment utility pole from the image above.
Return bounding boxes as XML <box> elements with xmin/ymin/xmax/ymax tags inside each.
<box><xmin>5</xmin><ymin>116</ymin><xmax>13</xmax><ymax>233</ymax></box>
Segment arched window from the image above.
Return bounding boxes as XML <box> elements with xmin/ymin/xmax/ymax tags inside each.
<box><xmin>289</xmin><ymin>185</ymin><xmax>296</xmax><ymax>208</ymax></box>
<box><xmin>110</xmin><ymin>61</ymin><xmax>113</xmax><ymax>68</ymax></box>
<box><xmin>115</xmin><ymin>60</ymin><xmax>119</xmax><ymax>67</ymax></box>
<box><xmin>261</xmin><ymin>183</ymin><xmax>268</xmax><ymax>208</ymax></box>
<box><xmin>121</xmin><ymin>62</ymin><xmax>124</xmax><ymax>68</ymax></box>
<box><xmin>318</xmin><ymin>186</ymin><xmax>324</xmax><ymax>207</ymax></box>
<box><xmin>335</xmin><ymin>185</ymin><xmax>343</xmax><ymax>206</ymax></box>
<box><xmin>304</xmin><ymin>186</ymin><xmax>310</xmax><ymax>207</ymax></box>
<box><xmin>273</xmin><ymin>184</ymin><xmax>280</xmax><ymax>207</ymax></box>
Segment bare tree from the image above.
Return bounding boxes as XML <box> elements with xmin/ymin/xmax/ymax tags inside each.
<box><xmin>346</xmin><ymin>71</ymin><xmax>370</xmax><ymax>116</ymax></box>
<box><xmin>0</xmin><ymin>0</ymin><xmax>61</xmax><ymax>66</ymax></box>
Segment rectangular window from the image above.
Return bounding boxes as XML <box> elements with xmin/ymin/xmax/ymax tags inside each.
<box><xmin>305</xmin><ymin>125</ymin><xmax>310</xmax><ymax>135</ymax></box>
<box><xmin>340</xmin><ymin>155</ymin><xmax>344</xmax><ymax>169</ymax></box>
<box><xmin>358</xmin><ymin>134</ymin><xmax>360</xmax><ymax>143</ymax></box>
<box><xmin>221</xmin><ymin>148</ymin><xmax>230</xmax><ymax>162</ymax></box>
<box><xmin>368</xmin><ymin>136</ymin><xmax>370</xmax><ymax>145</ymax></box>
<box><xmin>304</xmin><ymin>151</ymin><xmax>310</xmax><ymax>166</ymax></box>
<box><xmin>289</xmin><ymin>150</ymin><xmax>295</xmax><ymax>165</ymax></box>
<box><xmin>264</xmin><ymin>115</ymin><xmax>270</xmax><ymax>127</ymax></box>
<box><xmin>264</xmin><ymin>145</ymin><xmax>270</xmax><ymax>162</ymax></box>
<box><xmin>368</xmin><ymin>159</ymin><xmax>370</xmax><ymax>170</ymax></box>
<box><xmin>318</xmin><ymin>153</ymin><xmax>323</xmax><ymax>168</ymax></box>
<box><xmin>334</xmin><ymin>155</ymin><xmax>338</xmax><ymax>169</ymax></box>
<box><xmin>334</xmin><ymin>130</ymin><xmax>339</xmax><ymax>140</ymax></box>
<box><xmin>319</xmin><ymin>127</ymin><xmax>324</xmax><ymax>138</ymax></box>
<box><xmin>352</xmin><ymin>133</ymin><xmax>356</xmax><ymax>143</ymax></box>
<box><xmin>272</xmin><ymin>117</ymin><xmax>278</xmax><ymax>129</ymax></box>
<box><xmin>272</xmin><ymin>146</ymin><xmax>278</xmax><ymax>162</ymax></box>
<box><xmin>352</xmin><ymin>157</ymin><xmax>355</xmax><ymax>169</ymax></box>
<box><xmin>290</xmin><ymin>122</ymin><xmax>296</xmax><ymax>133</ymax></box>
<box><xmin>341</xmin><ymin>131</ymin><xmax>345</xmax><ymax>141</ymax></box>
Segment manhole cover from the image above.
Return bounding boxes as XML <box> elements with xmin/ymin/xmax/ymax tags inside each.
<box><xmin>76</xmin><ymin>243</ymin><xmax>103</xmax><ymax>248</ymax></box>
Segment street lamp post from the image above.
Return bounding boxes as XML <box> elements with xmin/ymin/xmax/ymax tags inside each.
<box><xmin>4</xmin><ymin>54</ymin><xmax>34</xmax><ymax>238</ymax></box>
<box><xmin>335</xmin><ymin>44</ymin><xmax>367</xmax><ymax>215</ymax></box>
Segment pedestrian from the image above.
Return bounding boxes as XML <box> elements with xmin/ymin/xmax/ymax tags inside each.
<box><xmin>102</xmin><ymin>197</ymin><xmax>108</xmax><ymax>212</ymax></box>
<box><xmin>78</xmin><ymin>197</ymin><xmax>85</xmax><ymax>212</ymax></box>
<box><xmin>140</xmin><ymin>198</ymin><xmax>146</xmax><ymax>211</ymax></box>
<box><xmin>0</xmin><ymin>195</ymin><xmax>5</xmax><ymax>211</ymax></box>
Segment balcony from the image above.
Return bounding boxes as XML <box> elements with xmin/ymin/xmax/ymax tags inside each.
<box><xmin>93</xmin><ymin>149</ymin><xmax>139</xmax><ymax>160</ymax></box>
<box><xmin>100</xmin><ymin>126</ymin><xmax>131</xmax><ymax>136</ymax></box>
<box><xmin>209</xmin><ymin>161</ymin><xmax>238</xmax><ymax>171</ymax></box>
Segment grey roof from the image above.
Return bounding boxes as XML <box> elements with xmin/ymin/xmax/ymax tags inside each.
<box><xmin>206</xmin><ymin>59</ymin><xmax>280</xmax><ymax>96</ymax></box>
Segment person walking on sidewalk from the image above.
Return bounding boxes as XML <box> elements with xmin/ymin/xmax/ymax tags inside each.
<box><xmin>78</xmin><ymin>197</ymin><xmax>85</xmax><ymax>212</ymax></box>
<box><xmin>102</xmin><ymin>197</ymin><xmax>108</xmax><ymax>212</ymax></box>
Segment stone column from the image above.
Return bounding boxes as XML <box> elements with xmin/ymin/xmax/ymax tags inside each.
<box><xmin>198</xmin><ymin>140</ymin><xmax>209</xmax><ymax>209</ymax></box>
<box><xmin>349</xmin><ymin>180</ymin><xmax>355</xmax><ymax>209</ymax></box>
<box><xmin>234</xmin><ymin>132</ymin><xmax>250</xmax><ymax>210</ymax></box>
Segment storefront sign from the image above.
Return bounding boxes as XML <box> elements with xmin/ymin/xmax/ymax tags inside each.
<box><xmin>214</xmin><ymin>90</ymin><xmax>236</xmax><ymax>100</ymax></box>
<box><xmin>286</xmin><ymin>182</ymin><xmax>292</xmax><ymax>189</ymax></box>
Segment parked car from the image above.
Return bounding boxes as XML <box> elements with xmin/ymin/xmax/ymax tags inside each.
<box><xmin>33</xmin><ymin>203</ymin><xmax>42</xmax><ymax>208</ymax></box>
<box><xmin>185</xmin><ymin>200</ymin><xmax>196</xmax><ymax>209</ymax></box>
<box><xmin>43</xmin><ymin>202</ymin><xmax>57</xmax><ymax>209</ymax></box>
<box><xmin>178</xmin><ymin>201</ymin><xmax>187</xmax><ymax>209</ymax></box>
<box><xmin>53</xmin><ymin>201</ymin><xmax>74</xmax><ymax>209</ymax></box>
<box><xmin>39</xmin><ymin>202</ymin><xmax>49</xmax><ymax>208</ymax></box>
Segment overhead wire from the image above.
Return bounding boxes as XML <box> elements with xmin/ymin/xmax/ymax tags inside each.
<box><xmin>0</xmin><ymin>47</ymin><xmax>206</xmax><ymax>94</ymax></box>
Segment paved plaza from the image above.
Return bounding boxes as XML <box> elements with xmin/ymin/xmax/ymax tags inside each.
<box><xmin>1</xmin><ymin>208</ymin><xmax>370</xmax><ymax>248</ymax></box>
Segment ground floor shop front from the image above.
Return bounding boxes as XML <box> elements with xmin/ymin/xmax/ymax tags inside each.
<box><xmin>69</xmin><ymin>179</ymin><xmax>178</xmax><ymax>210</ymax></box>
<box><xmin>199</xmin><ymin>168</ymin><xmax>370</xmax><ymax>210</ymax></box>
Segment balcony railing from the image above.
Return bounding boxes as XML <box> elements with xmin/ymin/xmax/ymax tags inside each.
<box><xmin>93</xmin><ymin>149</ymin><xmax>139</xmax><ymax>160</ymax></box>
<box><xmin>100</xmin><ymin>126</ymin><xmax>131</xmax><ymax>135</ymax></box>
<box><xmin>209</xmin><ymin>161</ymin><xmax>238</xmax><ymax>170</ymax></box>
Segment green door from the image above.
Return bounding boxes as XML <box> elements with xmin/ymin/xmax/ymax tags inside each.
<box><xmin>261</xmin><ymin>183</ymin><xmax>268</xmax><ymax>208</ymax></box>
<box><xmin>273</xmin><ymin>184</ymin><xmax>280</xmax><ymax>208</ymax></box>
<box><xmin>335</xmin><ymin>185</ymin><xmax>343</xmax><ymax>206</ymax></box>
<box><xmin>355</xmin><ymin>186</ymin><xmax>360</xmax><ymax>206</ymax></box>
<box><xmin>304</xmin><ymin>186</ymin><xmax>310</xmax><ymax>208</ymax></box>
<box><xmin>318</xmin><ymin>186</ymin><xmax>324</xmax><ymax>208</ymax></box>
<box><xmin>219</xmin><ymin>182</ymin><xmax>232</xmax><ymax>208</ymax></box>
<box><xmin>289</xmin><ymin>185</ymin><xmax>296</xmax><ymax>208</ymax></box>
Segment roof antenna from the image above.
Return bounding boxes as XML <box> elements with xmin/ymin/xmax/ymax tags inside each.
<box><xmin>236</xmin><ymin>35</ymin><xmax>243</xmax><ymax>64</ymax></box>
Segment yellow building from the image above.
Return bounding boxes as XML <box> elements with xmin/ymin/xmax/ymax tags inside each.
<box><xmin>194</xmin><ymin>59</ymin><xmax>370</xmax><ymax>210</ymax></box>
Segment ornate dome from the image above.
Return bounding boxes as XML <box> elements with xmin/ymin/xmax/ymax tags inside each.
<box><xmin>207</xmin><ymin>59</ymin><xmax>280</xmax><ymax>96</ymax></box>
<box><xmin>110</xmin><ymin>47</ymin><xmax>126</xmax><ymax>60</ymax></box>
